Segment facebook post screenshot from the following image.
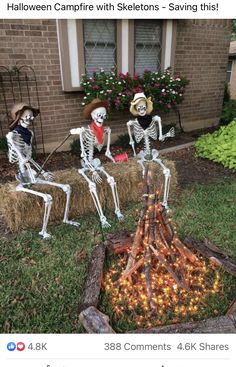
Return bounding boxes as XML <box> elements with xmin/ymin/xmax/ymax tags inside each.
<box><xmin>0</xmin><ymin>0</ymin><xmax>235</xmax><ymax>366</ymax></box>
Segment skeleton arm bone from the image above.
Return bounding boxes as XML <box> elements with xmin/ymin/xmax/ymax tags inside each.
<box><xmin>153</xmin><ymin>115</ymin><xmax>165</xmax><ymax>141</ymax></box>
<box><xmin>29</xmin><ymin>158</ymin><xmax>54</xmax><ymax>181</ymax></box>
<box><xmin>70</xmin><ymin>127</ymin><xmax>87</xmax><ymax>161</ymax></box>
<box><xmin>104</xmin><ymin>127</ymin><xmax>115</xmax><ymax>162</ymax></box>
<box><xmin>71</xmin><ymin>127</ymin><xmax>98</xmax><ymax>172</ymax></box>
<box><xmin>153</xmin><ymin>115</ymin><xmax>175</xmax><ymax>141</ymax></box>
<box><xmin>127</xmin><ymin>120</ymin><xmax>136</xmax><ymax>156</ymax></box>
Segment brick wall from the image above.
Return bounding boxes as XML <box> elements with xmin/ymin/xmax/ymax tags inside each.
<box><xmin>0</xmin><ymin>19</ymin><xmax>231</xmax><ymax>152</ymax></box>
<box><xmin>174</xmin><ymin>19</ymin><xmax>231</xmax><ymax>131</ymax></box>
<box><xmin>0</xmin><ymin>19</ymin><xmax>86</xmax><ymax>152</ymax></box>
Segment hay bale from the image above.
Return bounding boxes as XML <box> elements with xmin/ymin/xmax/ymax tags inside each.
<box><xmin>0</xmin><ymin>158</ymin><xmax>177</xmax><ymax>232</ymax></box>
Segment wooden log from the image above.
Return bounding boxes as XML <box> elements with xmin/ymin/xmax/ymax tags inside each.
<box><xmin>79</xmin><ymin>306</ymin><xmax>115</xmax><ymax>333</ymax></box>
<box><xmin>184</xmin><ymin>237</ymin><xmax>236</xmax><ymax>276</ymax></box>
<box><xmin>128</xmin><ymin>314</ymin><xmax>236</xmax><ymax>333</ymax></box>
<box><xmin>105</xmin><ymin>231</ymin><xmax>134</xmax><ymax>255</ymax></box>
<box><xmin>121</xmin><ymin>258</ymin><xmax>144</xmax><ymax>280</ymax></box>
<box><xmin>226</xmin><ymin>298</ymin><xmax>236</xmax><ymax>315</ymax></box>
<box><xmin>123</xmin><ymin>216</ymin><xmax>144</xmax><ymax>273</ymax></box>
<box><xmin>150</xmin><ymin>244</ymin><xmax>189</xmax><ymax>290</ymax></box>
<box><xmin>174</xmin><ymin>238</ymin><xmax>200</xmax><ymax>264</ymax></box>
<box><xmin>78</xmin><ymin>244</ymin><xmax>105</xmax><ymax>313</ymax></box>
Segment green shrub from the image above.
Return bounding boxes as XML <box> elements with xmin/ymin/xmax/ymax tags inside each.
<box><xmin>221</xmin><ymin>100</ymin><xmax>236</xmax><ymax>125</ymax></box>
<box><xmin>195</xmin><ymin>120</ymin><xmax>236</xmax><ymax>169</ymax></box>
<box><xmin>70</xmin><ymin>138</ymin><xmax>81</xmax><ymax>156</ymax></box>
<box><xmin>0</xmin><ymin>136</ymin><xmax>8</xmax><ymax>152</ymax></box>
<box><xmin>223</xmin><ymin>81</ymin><xmax>230</xmax><ymax>105</ymax></box>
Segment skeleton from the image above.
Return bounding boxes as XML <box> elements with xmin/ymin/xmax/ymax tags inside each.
<box><xmin>70</xmin><ymin>100</ymin><xmax>124</xmax><ymax>228</ymax></box>
<box><xmin>127</xmin><ymin>93</ymin><xmax>175</xmax><ymax>208</ymax></box>
<box><xmin>6</xmin><ymin>104</ymin><xmax>79</xmax><ymax>239</ymax></box>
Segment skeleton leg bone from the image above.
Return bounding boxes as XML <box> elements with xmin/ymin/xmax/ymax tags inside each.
<box><xmin>137</xmin><ymin>159</ymin><xmax>146</xmax><ymax>178</ymax></box>
<box><xmin>16</xmin><ymin>184</ymin><xmax>52</xmax><ymax>239</ymax></box>
<box><xmin>97</xmin><ymin>166</ymin><xmax>124</xmax><ymax>221</ymax></box>
<box><xmin>137</xmin><ymin>150</ymin><xmax>147</xmax><ymax>178</ymax></box>
<box><xmin>36</xmin><ymin>179</ymin><xmax>80</xmax><ymax>227</ymax></box>
<box><xmin>78</xmin><ymin>168</ymin><xmax>111</xmax><ymax>228</ymax></box>
<box><xmin>152</xmin><ymin>156</ymin><xmax>171</xmax><ymax>208</ymax></box>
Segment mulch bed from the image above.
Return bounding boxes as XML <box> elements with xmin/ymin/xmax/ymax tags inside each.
<box><xmin>164</xmin><ymin>147</ymin><xmax>236</xmax><ymax>186</ymax></box>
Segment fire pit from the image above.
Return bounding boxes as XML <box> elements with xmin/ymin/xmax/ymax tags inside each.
<box><xmin>78</xmin><ymin>166</ymin><xmax>236</xmax><ymax>333</ymax></box>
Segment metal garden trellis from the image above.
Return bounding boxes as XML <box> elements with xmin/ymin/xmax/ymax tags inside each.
<box><xmin>0</xmin><ymin>64</ymin><xmax>45</xmax><ymax>155</ymax></box>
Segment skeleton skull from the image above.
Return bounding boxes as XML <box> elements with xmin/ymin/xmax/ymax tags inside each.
<box><xmin>91</xmin><ymin>107</ymin><xmax>107</xmax><ymax>127</ymax></box>
<box><xmin>136</xmin><ymin>100</ymin><xmax>147</xmax><ymax>117</ymax></box>
<box><xmin>19</xmin><ymin>109</ymin><xmax>34</xmax><ymax>128</ymax></box>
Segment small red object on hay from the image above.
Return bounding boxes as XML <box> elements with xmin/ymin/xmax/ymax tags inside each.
<box><xmin>114</xmin><ymin>152</ymin><xmax>128</xmax><ymax>163</ymax></box>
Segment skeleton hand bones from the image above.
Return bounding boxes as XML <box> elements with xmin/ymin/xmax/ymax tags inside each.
<box><xmin>70</xmin><ymin>128</ymin><xmax>82</xmax><ymax>135</ymax></box>
<box><xmin>152</xmin><ymin>115</ymin><xmax>175</xmax><ymax>142</ymax></box>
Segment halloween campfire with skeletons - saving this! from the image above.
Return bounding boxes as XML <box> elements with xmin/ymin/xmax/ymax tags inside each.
<box><xmin>5</xmin><ymin>93</ymin><xmax>221</xmax><ymax>329</ymax></box>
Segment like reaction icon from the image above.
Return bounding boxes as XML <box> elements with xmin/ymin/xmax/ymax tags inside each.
<box><xmin>17</xmin><ymin>342</ymin><xmax>25</xmax><ymax>351</ymax></box>
<box><xmin>7</xmin><ymin>342</ymin><xmax>16</xmax><ymax>351</ymax></box>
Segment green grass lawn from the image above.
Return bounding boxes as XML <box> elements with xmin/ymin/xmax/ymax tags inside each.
<box><xmin>0</xmin><ymin>180</ymin><xmax>236</xmax><ymax>333</ymax></box>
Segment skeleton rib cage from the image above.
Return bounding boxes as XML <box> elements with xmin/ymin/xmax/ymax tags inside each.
<box><xmin>132</xmin><ymin>119</ymin><xmax>158</xmax><ymax>154</ymax></box>
<box><xmin>6</xmin><ymin>130</ymin><xmax>32</xmax><ymax>164</ymax></box>
<box><xmin>80</xmin><ymin>127</ymin><xmax>107</xmax><ymax>162</ymax></box>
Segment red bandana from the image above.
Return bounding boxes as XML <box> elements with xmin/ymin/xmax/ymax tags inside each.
<box><xmin>89</xmin><ymin>121</ymin><xmax>105</xmax><ymax>145</ymax></box>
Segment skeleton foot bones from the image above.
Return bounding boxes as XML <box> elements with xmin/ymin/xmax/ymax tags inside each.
<box><xmin>71</xmin><ymin>98</ymin><xmax>124</xmax><ymax>228</ymax></box>
<box><xmin>128</xmin><ymin>93</ymin><xmax>175</xmax><ymax>209</ymax></box>
<box><xmin>6</xmin><ymin>103</ymin><xmax>79</xmax><ymax>239</ymax></box>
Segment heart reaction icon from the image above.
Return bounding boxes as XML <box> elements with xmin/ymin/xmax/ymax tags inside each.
<box><xmin>17</xmin><ymin>342</ymin><xmax>25</xmax><ymax>352</ymax></box>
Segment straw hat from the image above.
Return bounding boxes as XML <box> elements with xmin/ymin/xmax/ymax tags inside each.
<box><xmin>9</xmin><ymin>102</ymin><xmax>40</xmax><ymax>130</ymax></box>
<box><xmin>130</xmin><ymin>93</ymin><xmax>153</xmax><ymax>116</ymax></box>
<box><xmin>83</xmin><ymin>98</ymin><xmax>109</xmax><ymax>119</ymax></box>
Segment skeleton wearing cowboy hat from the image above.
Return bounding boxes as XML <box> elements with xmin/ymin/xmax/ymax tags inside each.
<box><xmin>70</xmin><ymin>98</ymin><xmax>124</xmax><ymax>228</ymax></box>
<box><xmin>6</xmin><ymin>102</ymin><xmax>79</xmax><ymax>239</ymax></box>
<box><xmin>127</xmin><ymin>92</ymin><xmax>175</xmax><ymax>208</ymax></box>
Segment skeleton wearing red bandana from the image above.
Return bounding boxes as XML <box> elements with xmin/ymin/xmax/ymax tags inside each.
<box><xmin>70</xmin><ymin>98</ymin><xmax>124</xmax><ymax>228</ymax></box>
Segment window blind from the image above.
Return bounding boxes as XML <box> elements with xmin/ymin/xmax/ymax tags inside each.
<box><xmin>134</xmin><ymin>20</ymin><xmax>162</xmax><ymax>74</ymax></box>
<box><xmin>83</xmin><ymin>20</ymin><xmax>117</xmax><ymax>75</ymax></box>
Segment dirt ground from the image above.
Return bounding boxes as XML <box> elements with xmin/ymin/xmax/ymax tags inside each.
<box><xmin>164</xmin><ymin>147</ymin><xmax>236</xmax><ymax>186</ymax></box>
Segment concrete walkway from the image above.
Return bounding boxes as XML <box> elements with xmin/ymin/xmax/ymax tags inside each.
<box><xmin>159</xmin><ymin>141</ymin><xmax>195</xmax><ymax>154</ymax></box>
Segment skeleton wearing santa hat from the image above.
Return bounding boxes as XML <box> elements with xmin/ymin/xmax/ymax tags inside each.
<box><xmin>70</xmin><ymin>98</ymin><xmax>124</xmax><ymax>228</ymax></box>
<box><xmin>6</xmin><ymin>102</ymin><xmax>79</xmax><ymax>239</ymax></box>
<box><xmin>127</xmin><ymin>93</ymin><xmax>175</xmax><ymax>208</ymax></box>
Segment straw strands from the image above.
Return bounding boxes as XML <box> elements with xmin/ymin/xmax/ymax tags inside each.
<box><xmin>0</xmin><ymin>158</ymin><xmax>177</xmax><ymax>231</ymax></box>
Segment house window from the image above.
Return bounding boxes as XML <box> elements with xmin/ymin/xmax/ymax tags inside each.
<box><xmin>83</xmin><ymin>20</ymin><xmax>117</xmax><ymax>76</ymax></box>
<box><xmin>226</xmin><ymin>60</ymin><xmax>233</xmax><ymax>83</ymax></box>
<box><xmin>57</xmin><ymin>20</ymin><xmax>174</xmax><ymax>91</ymax></box>
<box><xmin>134</xmin><ymin>20</ymin><xmax>162</xmax><ymax>74</ymax></box>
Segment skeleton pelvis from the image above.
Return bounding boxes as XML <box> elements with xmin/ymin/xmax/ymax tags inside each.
<box><xmin>137</xmin><ymin>149</ymin><xmax>159</xmax><ymax>161</ymax></box>
<box><xmin>81</xmin><ymin>158</ymin><xmax>102</xmax><ymax>169</ymax></box>
<box><xmin>16</xmin><ymin>167</ymin><xmax>37</xmax><ymax>184</ymax></box>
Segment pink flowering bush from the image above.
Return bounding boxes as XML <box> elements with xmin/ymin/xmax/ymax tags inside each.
<box><xmin>81</xmin><ymin>68</ymin><xmax>189</xmax><ymax>112</ymax></box>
